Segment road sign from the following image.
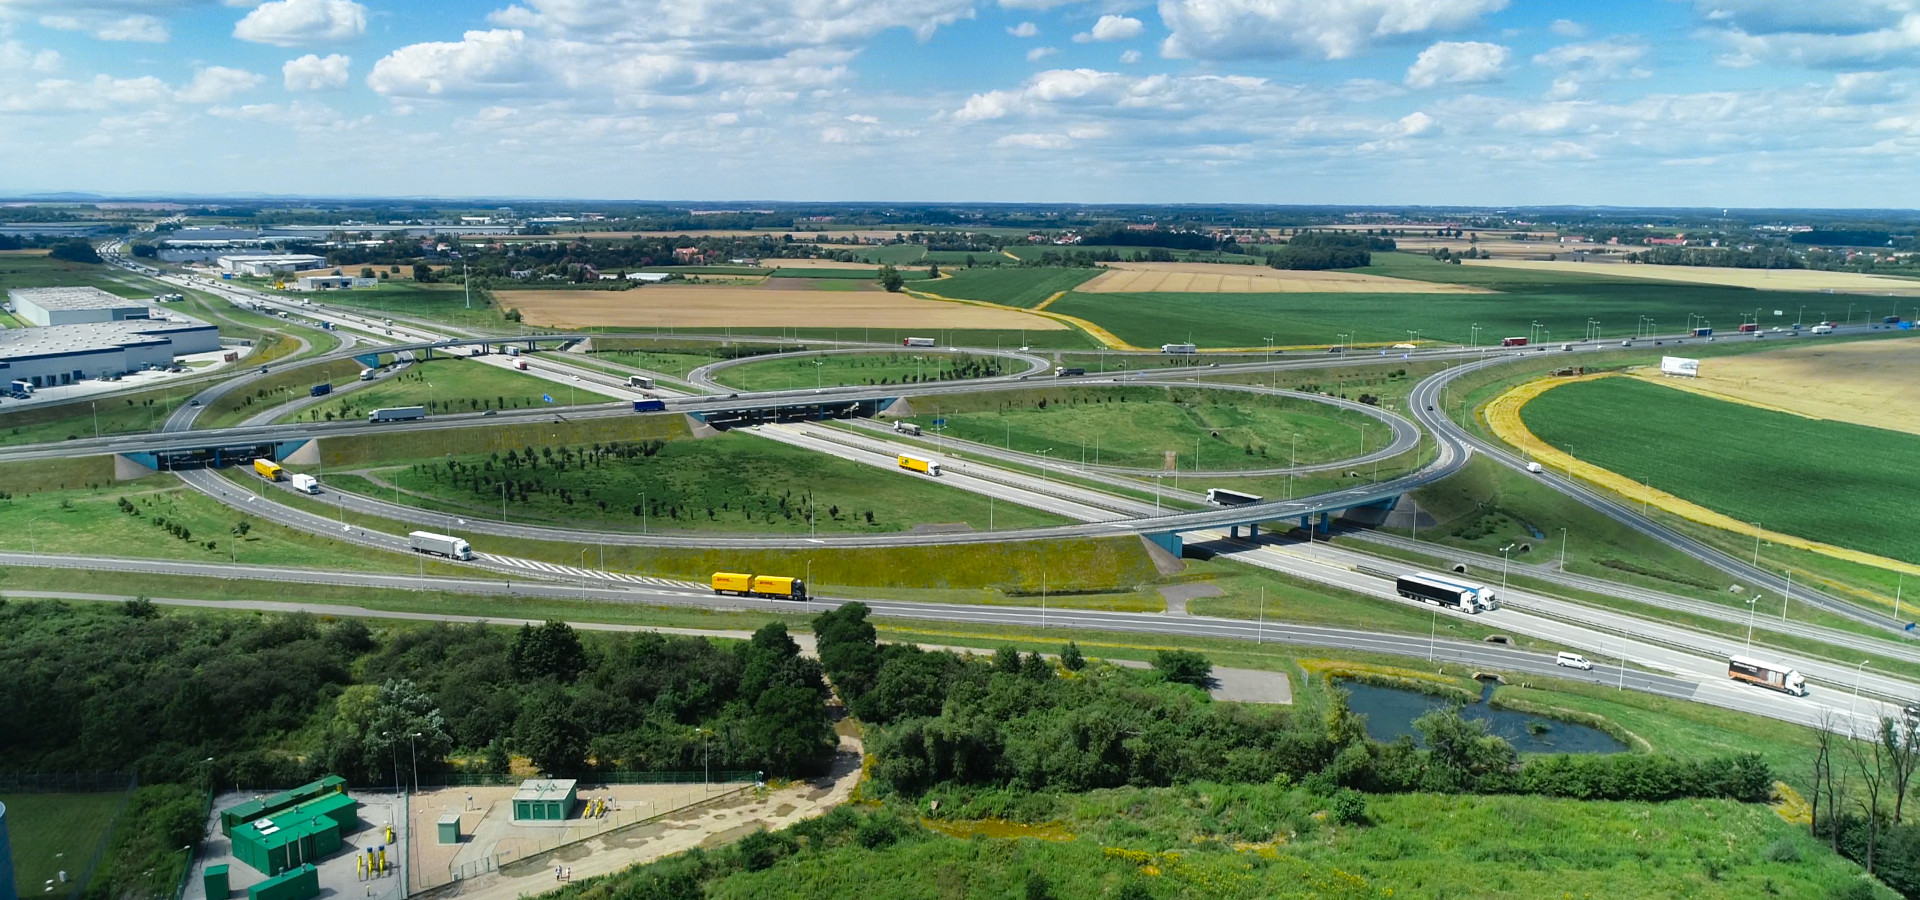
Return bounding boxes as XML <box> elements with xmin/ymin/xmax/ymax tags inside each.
<box><xmin>933</xmin><ymin>418</ymin><xmax>946</xmax><ymax>427</ymax></box>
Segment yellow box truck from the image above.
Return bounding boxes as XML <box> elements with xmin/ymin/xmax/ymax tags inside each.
<box><xmin>710</xmin><ymin>572</ymin><xmax>808</xmax><ymax>600</ymax></box>
<box><xmin>253</xmin><ymin>458</ymin><xmax>285</xmax><ymax>481</ymax></box>
<box><xmin>897</xmin><ymin>455</ymin><xmax>942</xmax><ymax>476</ymax></box>
<box><xmin>751</xmin><ymin>575</ymin><xmax>807</xmax><ymax>600</ymax></box>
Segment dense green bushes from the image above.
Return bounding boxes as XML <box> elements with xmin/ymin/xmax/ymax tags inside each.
<box><xmin>0</xmin><ymin>601</ymin><xmax>836</xmax><ymax>786</ymax></box>
<box><xmin>816</xmin><ymin>603</ymin><xmax>1772</xmax><ymax>806</ymax></box>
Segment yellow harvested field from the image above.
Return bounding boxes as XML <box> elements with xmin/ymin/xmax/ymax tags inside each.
<box><xmin>1628</xmin><ymin>339</ymin><xmax>1920</xmax><ymax>436</ymax></box>
<box><xmin>1462</xmin><ymin>258</ymin><xmax>1920</xmax><ymax>294</ymax></box>
<box><xmin>504</xmin><ymin>287</ymin><xmax>1066</xmax><ymax>330</ymax></box>
<box><xmin>1078</xmin><ymin>261</ymin><xmax>1491</xmax><ymax>294</ymax></box>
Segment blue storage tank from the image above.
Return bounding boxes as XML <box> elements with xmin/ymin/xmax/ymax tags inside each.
<box><xmin>1</xmin><ymin>800</ymin><xmax>16</xmax><ymax>900</ymax></box>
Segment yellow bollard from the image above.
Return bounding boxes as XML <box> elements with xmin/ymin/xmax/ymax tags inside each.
<box><xmin>379</xmin><ymin>847</ymin><xmax>387</xmax><ymax>873</ymax></box>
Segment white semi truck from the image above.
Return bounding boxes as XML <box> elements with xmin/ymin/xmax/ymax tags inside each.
<box><xmin>289</xmin><ymin>473</ymin><xmax>320</xmax><ymax>494</ymax></box>
<box><xmin>368</xmin><ymin>406</ymin><xmax>426</xmax><ymax>423</ymax></box>
<box><xmin>408</xmin><ymin>531</ymin><xmax>475</xmax><ymax>561</ymax></box>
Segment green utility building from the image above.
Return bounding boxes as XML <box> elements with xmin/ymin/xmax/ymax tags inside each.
<box><xmin>220</xmin><ymin>776</ymin><xmax>347</xmax><ymax>836</ymax></box>
<box><xmin>202</xmin><ymin>865</ymin><xmax>230</xmax><ymax>900</ymax></box>
<box><xmin>228</xmin><ymin>791</ymin><xmax>358</xmax><ymax>877</ymax></box>
<box><xmin>510</xmin><ymin>779</ymin><xmax>577</xmax><ymax>822</ymax></box>
<box><xmin>246</xmin><ymin>864</ymin><xmax>317</xmax><ymax>900</ymax></box>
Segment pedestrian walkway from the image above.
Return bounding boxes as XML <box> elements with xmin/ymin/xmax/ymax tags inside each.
<box><xmin>480</xmin><ymin>553</ymin><xmax>698</xmax><ymax>589</ymax></box>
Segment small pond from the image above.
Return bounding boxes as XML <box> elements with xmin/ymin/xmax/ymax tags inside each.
<box><xmin>1337</xmin><ymin>679</ymin><xmax>1627</xmax><ymax>754</ymax></box>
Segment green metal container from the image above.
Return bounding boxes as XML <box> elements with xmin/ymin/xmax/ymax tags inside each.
<box><xmin>246</xmin><ymin>864</ymin><xmax>318</xmax><ymax>900</ymax></box>
<box><xmin>202</xmin><ymin>865</ymin><xmax>230</xmax><ymax>900</ymax></box>
<box><xmin>437</xmin><ymin>814</ymin><xmax>461</xmax><ymax>844</ymax></box>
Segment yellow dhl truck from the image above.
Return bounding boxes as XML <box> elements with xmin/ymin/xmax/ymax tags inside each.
<box><xmin>711</xmin><ymin>572</ymin><xmax>809</xmax><ymax>600</ymax></box>
<box><xmin>253</xmin><ymin>458</ymin><xmax>285</xmax><ymax>481</ymax></box>
<box><xmin>897</xmin><ymin>455</ymin><xmax>942</xmax><ymax>476</ymax></box>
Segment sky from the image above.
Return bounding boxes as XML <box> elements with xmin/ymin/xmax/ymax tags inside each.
<box><xmin>1</xmin><ymin>0</ymin><xmax>1918</xmax><ymax>207</ymax></box>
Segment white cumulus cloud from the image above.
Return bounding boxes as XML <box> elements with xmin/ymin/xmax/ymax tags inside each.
<box><xmin>1027</xmin><ymin>45</ymin><xmax>1057</xmax><ymax>61</ymax></box>
<box><xmin>1534</xmin><ymin>38</ymin><xmax>1650</xmax><ymax>98</ymax></box>
<box><xmin>176</xmin><ymin>65</ymin><xmax>264</xmax><ymax>103</ymax></box>
<box><xmin>39</xmin><ymin>13</ymin><xmax>169</xmax><ymax>42</ymax></box>
<box><xmin>1075</xmin><ymin>15</ymin><xmax>1143</xmax><ymax>43</ymax></box>
<box><xmin>1404</xmin><ymin>40</ymin><xmax>1509</xmax><ymax>88</ymax></box>
<box><xmin>367</xmin><ymin>29</ymin><xmax>540</xmax><ymax>98</ymax></box>
<box><xmin>1007</xmin><ymin>21</ymin><xmax>1038</xmax><ymax>37</ymax></box>
<box><xmin>283</xmin><ymin>53</ymin><xmax>350</xmax><ymax>90</ymax></box>
<box><xmin>1159</xmin><ymin>0</ymin><xmax>1508</xmax><ymax>60</ymax></box>
<box><xmin>1120</xmin><ymin>49</ymin><xmax>1141</xmax><ymax>63</ymax></box>
<box><xmin>996</xmin><ymin>132</ymin><xmax>1073</xmax><ymax>149</ymax></box>
<box><xmin>1550</xmin><ymin>19</ymin><xmax>1584</xmax><ymax>37</ymax></box>
<box><xmin>234</xmin><ymin>0</ymin><xmax>367</xmax><ymax>47</ymax></box>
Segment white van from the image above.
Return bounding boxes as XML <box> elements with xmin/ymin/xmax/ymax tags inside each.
<box><xmin>1526</xmin><ymin>461</ymin><xmax>1544</xmax><ymax>474</ymax></box>
<box><xmin>1555</xmin><ymin>652</ymin><xmax>1593</xmax><ymax>670</ymax></box>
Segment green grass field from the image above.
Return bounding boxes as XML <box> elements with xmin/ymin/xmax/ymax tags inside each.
<box><xmin>0</xmin><ymin>253</ymin><xmax>155</xmax><ymax>299</ymax></box>
<box><xmin>769</xmin><ymin>267</ymin><xmax>934</xmax><ymax>280</ymax></box>
<box><xmin>284</xmin><ymin>357</ymin><xmax>613</xmax><ymax>423</ymax></box>
<box><xmin>928</xmin><ymin>385</ymin><xmax>1393</xmax><ymax>471</ymax></box>
<box><xmin>371</xmin><ymin>430</ymin><xmax>1067</xmax><ymax>535</ymax></box>
<box><xmin>587</xmin><ymin>348</ymin><xmax>725</xmax><ymax>379</ymax></box>
<box><xmin>1</xmin><ymin>792</ymin><xmax>127</xmax><ymax>899</ymax></box>
<box><xmin>1522</xmin><ymin>376</ymin><xmax>1920</xmax><ymax>562</ymax></box>
<box><xmin>1047</xmin><ymin>252</ymin><xmax>1853</xmax><ymax>348</ymax></box>
<box><xmin>845</xmin><ymin>244</ymin><xmax>929</xmax><ymax>265</ymax></box>
<box><xmin>921</xmin><ymin>267</ymin><xmax>1103</xmax><ymax>308</ymax></box>
<box><xmin>195</xmin><ymin>358</ymin><xmax>372</xmax><ymax>428</ymax></box>
<box><xmin>708</xmin><ymin>351</ymin><xmax>1012</xmax><ymax>391</ymax></box>
<box><xmin>1002</xmin><ymin>244</ymin><xmax>1260</xmax><ymax>264</ymax></box>
<box><xmin>0</xmin><ymin>471</ymin><xmax>439</xmax><ymax>573</ymax></box>
<box><xmin>605</xmin><ymin>326</ymin><xmax>1101</xmax><ymax>350</ymax></box>
<box><xmin>0</xmin><ymin>385</ymin><xmax>191</xmax><ymax>446</ymax></box>
<box><xmin>252</xmin><ymin>279</ymin><xmax>510</xmax><ymax>330</ymax></box>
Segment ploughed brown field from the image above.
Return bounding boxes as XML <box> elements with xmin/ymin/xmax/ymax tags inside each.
<box><xmin>502</xmin><ymin>286</ymin><xmax>1067</xmax><ymax>330</ymax></box>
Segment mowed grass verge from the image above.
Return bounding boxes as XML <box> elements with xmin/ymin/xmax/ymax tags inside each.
<box><xmin>1</xmin><ymin>792</ymin><xmax>127</xmax><ymax>898</ymax></box>
<box><xmin>928</xmin><ymin>385</ymin><xmax>1395</xmax><ymax>471</ymax></box>
<box><xmin>1522</xmin><ymin>376</ymin><xmax>1920</xmax><ymax>563</ymax></box>
<box><xmin>370</xmin><ymin>430</ymin><xmax>1068</xmax><ymax>535</ymax></box>
<box><xmin>921</xmin><ymin>267</ymin><xmax>1103</xmax><ymax>308</ymax></box>
<box><xmin>709</xmin><ymin>351</ymin><xmax>1013</xmax><ymax>391</ymax></box>
<box><xmin>284</xmin><ymin>357</ymin><xmax>613</xmax><ymax>423</ymax></box>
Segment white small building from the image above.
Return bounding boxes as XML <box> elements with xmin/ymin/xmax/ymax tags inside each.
<box><xmin>218</xmin><ymin>254</ymin><xmax>327</xmax><ymax>276</ymax></box>
<box><xmin>293</xmin><ymin>275</ymin><xmax>378</xmax><ymax>291</ymax></box>
<box><xmin>625</xmin><ymin>272</ymin><xmax>670</xmax><ymax>282</ymax></box>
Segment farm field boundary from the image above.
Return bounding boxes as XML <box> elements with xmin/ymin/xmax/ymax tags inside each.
<box><xmin>903</xmin><ymin>284</ymin><xmax>1131</xmax><ymax>348</ymax></box>
<box><xmin>1484</xmin><ymin>373</ymin><xmax>1920</xmax><ymax>582</ymax></box>
<box><xmin>1462</xmin><ymin>258</ymin><xmax>1920</xmax><ymax>294</ymax></box>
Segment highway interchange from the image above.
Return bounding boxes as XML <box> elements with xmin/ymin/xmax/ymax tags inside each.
<box><xmin>8</xmin><ymin>243</ymin><xmax>1915</xmax><ymax>739</ymax></box>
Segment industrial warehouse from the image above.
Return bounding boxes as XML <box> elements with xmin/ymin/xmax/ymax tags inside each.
<box><xmin>2</xmin><ymin>287</ymin><xmax>222</xmax><ymax>388</ymax></box>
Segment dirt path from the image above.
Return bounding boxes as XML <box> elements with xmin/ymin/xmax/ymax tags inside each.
<box><xmin>427</xmin><ymin>734</ymin><xmax>864</xmax><ymax>900</ymax></box>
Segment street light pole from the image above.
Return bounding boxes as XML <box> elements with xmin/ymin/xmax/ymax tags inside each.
<box><xmin>1558</xmin><ymin>527</ymin><xmax>1568</xmax><ymax>572</ymax></box>
<box><xmin>1744</xmin><ymin>596</ymin><xmax>1759</xmax><ymax>652</ymax></box>
<box><xmin>1850</xmin><ymin>660</ymin><xmax>1870</xmax><ymax>720</ymax></box>
<box><xmin>409</xmin><ymin>732</ymin><xmax>420</xmax><ymax>795</ymax></box>
<box><xmin>1499</xmin><ymin>544</ymin><xmax>1515</xmax><ymax>591</ymax></box>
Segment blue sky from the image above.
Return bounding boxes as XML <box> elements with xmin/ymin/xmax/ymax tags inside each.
<box><xmin>0</xmin><ymin>0</ymin><xmax>1916</xmax><ymax>207</ymax></box>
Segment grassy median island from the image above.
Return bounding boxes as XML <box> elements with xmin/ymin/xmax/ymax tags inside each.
<box><xmin>286</xmin><ymin>356</ymin><xmax>614</xmax><ymax>423</ymax></box>
<box><xmin>927</xmin><ymin>385</ymin><xmax>1395</xmax><ymax>471</ymax></box>
<box><xmin>709</xmin><ymin>350</ymin><xmax>1014</xmax><ymax>392</ymax></box>
<box><xmin>1523</xmin><ymin>376</ymin><xmax>1920</xmax><ymax>563</ymax></box>
<box><xmin>358</xmin><ymin>430</ymin><xmax>1068</xmax><ymax>535</ymax></box>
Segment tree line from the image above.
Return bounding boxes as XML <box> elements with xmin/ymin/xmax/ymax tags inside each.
<box><xmin>1267</xmin><ymin>232</ymin><xmax>1396</xmax><ymax>270</ymax></box>
<box><xmin>812</xmin><ymin>604</ymin><xmax>1769</xmax><ymax>806</ymax></box>
<box><xmin>0</xmin><ymin>599</ymin><xmax>837</xmax><ymax>788</ymax></box>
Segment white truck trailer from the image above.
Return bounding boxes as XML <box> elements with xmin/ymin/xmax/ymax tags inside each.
<box><xmin>368</xmin><ymin>406</ymin><xmax>426</xmax><ymax>423</ymax></box>
<box><xmin>408</xmin><ymin>531</ymin><xmax>475</xmax><ymax>561</ymax></box>
<box><xmin>289</xmin><ymin>473</ymin><xmax>320</xmax><ymax>494</ymax></box>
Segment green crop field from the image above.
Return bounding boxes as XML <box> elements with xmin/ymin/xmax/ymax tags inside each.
<box><xmin>283</xmin><ymin>357</ymin><xmax>613</xmax><ymax>423</ymax></box>
<box><xmin>921</xmin><ymin>267</ymin><xmax>1103</xmax><ymax>308</ymax></box>
<box><xmin>769</xmin><ymin>267</ymin><xmax>933</xmax><ymax>280</ymax></box>
<box><xmin>709</xmin><ymin>350</ymin><xmax>1013</xmax><ymax>391</ymax></box>
<box><xmin>371</xmin><ymin>430</ymin><xmax>1066</xmax><ymax>535</ymax></box>
<box><xmin>613</xmin><ymin>326</ymin><xmax>1101</xmax><ymax>350</ymax></box>
<box><xmin>2</xmin><ymin>792</ymin><xmax>127</xmax><ymax>899</ymax></box>
<box><xmin>1522</xmin><ymin>376</ymin><xmax>1920</xmax><ymax>562</ymax></box>
<box><xmin>845</xmin><ymin>244</ymin><xmax>928</xmax><ymax>265</ymax></box>
<box><xmin>1002</xmin><ymin>244</ymin><xmax>1261</xmax><ymax>264</ymax></box>
<box><xmin>927</xmin><ymin>385</ymin><xmax>1393</xmax><ymax>471</ymax></box>
<box><xmin>1047</xmin><ymin>252</ymin><xmax>1854</xmax><ymax>348</ymax></box>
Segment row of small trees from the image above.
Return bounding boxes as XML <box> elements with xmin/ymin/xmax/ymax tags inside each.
<box><xmin>1806</xmin><ymin>712</ymin><xmax>1920</xmax><ymax>896</ymax></box>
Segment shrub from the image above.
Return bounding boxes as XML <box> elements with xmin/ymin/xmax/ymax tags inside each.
<box><xmin>1152</xmin><ymin>649</ymin><xmax>1213</xmax><ymax>687</ymax></box>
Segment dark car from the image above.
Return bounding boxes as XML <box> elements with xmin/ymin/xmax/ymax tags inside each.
<box><xmin>188</xmin><ymin>399</ymin><xmax>201</xmax><ymax>407</ymax></box>
<box><xmin>1426</xmin><ymin>404</ymin><xmax>1434</xmax><ymax>411</ymax></box>
<box><xmin>482</xmin><ymin>410</ymin><xmax>498</xmax><ymax>416</ymax></box>
<box><xmin>1905</xmin><ymin>703</ymin><xmax>1920</xmax><ymax>720</ymax></box>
